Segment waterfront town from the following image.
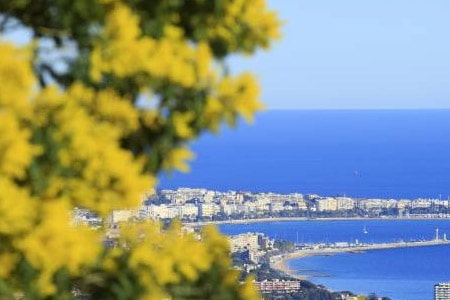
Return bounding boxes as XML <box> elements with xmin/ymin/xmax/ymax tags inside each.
<box><xmin>73</xmin><ymin>187</ymin><xmax>450</xmax><ymax>226</ymax></box>
<box><xmin>227</xmin><ymin>230</ymin><xmax>450</xmax><ymax>300</ymax></box>
<box><xmin>70</xmin><ymin>188</ymin><xmax>450</xmax><ymax>299</ymax></box>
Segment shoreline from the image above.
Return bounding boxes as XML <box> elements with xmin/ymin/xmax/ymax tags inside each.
<box><xmin>270</xmin><ymin>240</ymin><xmax>450</xmax><ymax>280</ymax></box>
<box><xmin>184</xmin><ymin>215</ymin><xmax>450</xmax><ymax>226</ymax></box>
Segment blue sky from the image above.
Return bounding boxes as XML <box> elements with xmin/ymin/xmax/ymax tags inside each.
<box><xmin>230</xmin><ymin>0</ymin><xmax>450</xmax><ymax>109</ymax></box>
<box><xmin>5</xmin><ymin>1</ymin><xmax>450</xmax><ymax>109</ymax></box>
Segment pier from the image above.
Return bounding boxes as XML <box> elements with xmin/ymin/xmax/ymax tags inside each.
<box><xmin>270</xmin><ymin>239</ymin><xmax>450</xmax><ymax>280</ymax></box>
<box><xmin>301</xmin><ymin>238</ymin><xmax>450</xmax><ymax>254</ymax></box>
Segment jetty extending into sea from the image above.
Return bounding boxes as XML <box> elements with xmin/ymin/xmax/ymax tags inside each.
<box><xmin>270</xmin><ymin>239</ymin><xmax>450</xmax><ymax>280</ymax></box>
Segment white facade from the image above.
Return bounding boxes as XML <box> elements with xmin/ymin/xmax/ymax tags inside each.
<box><xmin>336</xmin><ymin>197</ymin><xmax>355</xmax><ymax>210</ymax></box>
<box><xmin>229</xmin><ymin>233</ymin><xmax>260</xmax><ymax>252</ymax></box>
<box><xmin>143</xmin><ymin>204</ymin><xmax>179</xmax><ymax>219</ymax></box>
<box><xmin>435</xmin><ymin>282</ymin><xmax>450</xmax><ymax>300</ymax></box>
<box><xmin>411</xmin><ymin>199</ymin><xmax>432</xmax><ymax>209</ymax></box>
<box><xmin>397</xmin><ymin>199</ymin><xmax>412</xmax><ymax>209</ymax></box>
<box><xmin>198</xmin><ymin>203</ymin><xmax>220</xmax><ymax>217</ymax></box>
<box><xmin>316</xmin><ymin>198</ymin><xmax>338</xmax><ymax>211</ymax></box>
<box><xmin>270</xmin><ymin>202</ymin><xmax>285</xmax><ymax>212</ymax></box>
<box><xmin>178</xmin><ymin>204</ymin><xmax>199</xmax><ymax>218</ymax></box>
<box><xmin>111</xmin><ymin>210</ymin><xmax>137</xmax><ymax>223</ymax></box>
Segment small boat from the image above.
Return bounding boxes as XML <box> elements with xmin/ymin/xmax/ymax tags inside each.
<box><xmin>363</xmin><ymin>226</ymin><xmax>368</xmax><ymax>234</ymax></box>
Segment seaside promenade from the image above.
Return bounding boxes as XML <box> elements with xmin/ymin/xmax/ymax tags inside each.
<box><xmin>271</xmin><ymin>239</ymin><xmax>450</xmax><ymax>280</ymax></box>
<box><xmin>183</xmin><ymin>215</ymin><xmax>450</xmax><ymax>227</ymax></box>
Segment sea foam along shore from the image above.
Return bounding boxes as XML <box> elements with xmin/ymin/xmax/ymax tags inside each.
<box><xmin>269</xmin><ymin>239</ymin><xmax>450</xmax><ymax>281</ymax></box>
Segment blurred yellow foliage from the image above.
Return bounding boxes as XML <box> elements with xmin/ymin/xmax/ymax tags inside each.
<box><xmin>0</xmin><ymin>0</ymin><xmax>280</xmax><ymax>298</ymax></box>
<box><xmin>91</xmin><ymin>4</ymin><xmax>214</xmax><ymax>89</ymax></box>
<box><xmin>163</xmin><ymin>147</ymin><xmax>195</xmax><ymax>173</ymax></box>
<box><xmin>17</xmin><ymin>201</ymin><xmax>101</xmax><ymax>295</ymax></box>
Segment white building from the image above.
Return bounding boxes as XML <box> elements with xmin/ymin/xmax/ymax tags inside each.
<box><xmin>229</xmin><ymin>233</ymin><xmax>260</xmax><ymax>252</ymax></box>
<box><xmin>435</xmin><ymin>282</ymin><xmax>450</xmax><ymax>300</ymax></box>
<box><xmin>316</xmin><ymin>197</ymin><xmax>338</xmax><ymax>211</ymax></box>
<box><xmin>198</xmin><ymin>203</ymin><xmax>220</xmax><ymax>218</ymax></box>
<box><xmin>203</xmin><ymin>190</ymin><xmax>216</xmax><ymax>203</ymax></box>
<box><xmin>253</xmin><ymin>196</ymin><xmax>271</xmax><ymax>212</ymax></box>
<box><xmin>270</xmin><ymin>202</ymin><xmax>285</xmax><ymax>212</ymax></box>
<box><xmin>142</xmin><ymin>204</ymin><xmax>179</xmax><ymax>219</ymax></box>
<box><xmin>411</xmin><ymin>199</ymin><xmax>432</xmax><ymax>209</ymax></box>
<box><xmin>336</xmin><ymin>197</ymin><xmax>355</xmax><ymax>210</ymax></box>
<box><xmin>221</xmin><ymin>203</ymin><xmax>246</xmax><ymax>215</ymax></box>
<box><xmin>397</xmin><ymin>199</ymin><xmax>412</xmax><ymax>209</ymax></box>
<box><xmin>110</xmin><ymin>209</ymin><xmax>137</xmax><ymax>223</ymax></box>
<box><xmin>178</xmin><ymin>203</ymin><xmax>199</xmax><ymax>219</ymax></box>
<box><xmin>160</xmin><ymin>188</ymin><xmax>208</xmax><ymax>204</ymax></box>
<box><xmin>255</xmin><ymin>280</ymin><xmax>301</xmax><ymax>293</ymax></box>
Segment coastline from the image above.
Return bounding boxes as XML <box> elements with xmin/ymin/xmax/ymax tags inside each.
<box><xmin>270</xmin><ymin>240</ymin><xmax>450</xmax><ymax>280</ymax></box>
<box><xmin>184</xmin><ymin>215</ymin><xmax>450</xmax><ymax>227</ymax></box>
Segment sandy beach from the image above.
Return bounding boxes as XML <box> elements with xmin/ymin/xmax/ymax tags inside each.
<box><xmin>270</xmin><ymin>251</ymin><xmax>312</xmax><ymax>280</ymax></box>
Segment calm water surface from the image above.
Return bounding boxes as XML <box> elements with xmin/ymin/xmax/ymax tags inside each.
<box><xmin>219</xmin><ymin>220</ymin><xmax>450</xmax><ymax>300</ymax></box>
<box><xmin>161</xmin><ymin>110</ymin><xmax>450</xmax><ymax>199</ymax></box>
<box><xmin>159</xmin><ymin>111</ymin><xmax>450</xmax><ymax>300</ymax></box>
<box><xmin>288</xmin><ymin>245</ymin><xmax>450</xmax><ymax>300</ymax></box>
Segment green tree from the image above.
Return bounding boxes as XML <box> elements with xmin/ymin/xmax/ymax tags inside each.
<box><xmin>0</xmin><ymin>0</ymin><xmax>281</xmax><ymax>298</ymax></box>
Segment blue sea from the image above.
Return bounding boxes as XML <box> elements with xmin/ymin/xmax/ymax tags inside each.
<box><xmin>218</xmin><ymin>220</ymin><xmax>450</xmax><ymax>300</ymax></box>
<box><xmin>161</xmin><ymin>110</ymin><xmax>450</xmax><ymax>199</ymax></box>
<box><xmin>159</xmin><ymin>110</ymin><xmax>450</xmax><ymax>300</ymax></box>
